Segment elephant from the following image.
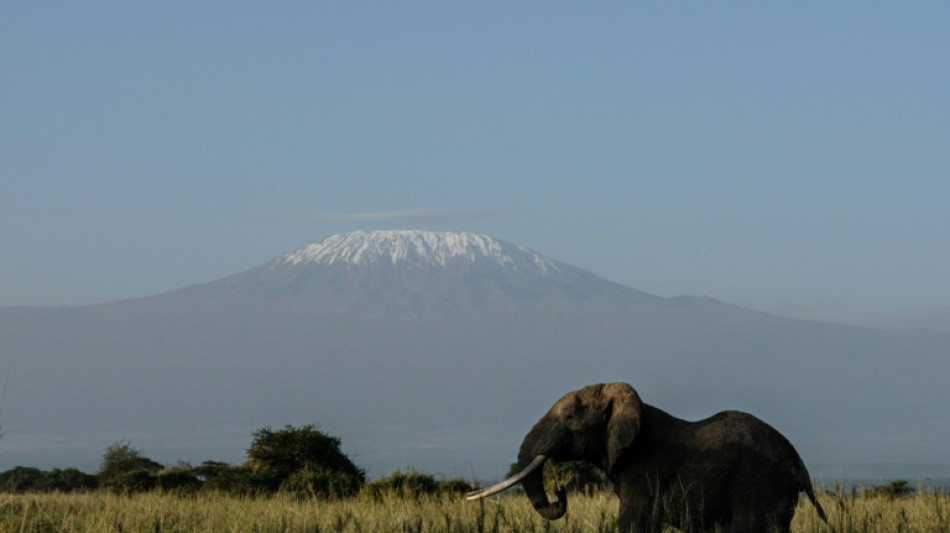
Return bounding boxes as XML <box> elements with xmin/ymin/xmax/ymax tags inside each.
<box><xmin>468</xmin><ymin>383</ymin><xmax>828</xmax><ymax>533</ymax></box>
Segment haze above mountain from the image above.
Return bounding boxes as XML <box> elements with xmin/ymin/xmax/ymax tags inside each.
<box><xmin>2</xmin><ymin>231</ymin><xmax>949</xmax><ymax>480</ymax></box>
<box><xmin>755</xmin><ymin>303</ymin><xmax>950</xmax><ymax>335</ymax></box>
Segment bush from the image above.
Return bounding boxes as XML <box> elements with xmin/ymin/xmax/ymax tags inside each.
<box><xmin>364</xmin><ymin>468</ymin><xmax>473</xmax><ymax>498</ymax></box>
<box><xmin>437</xmin><ymin>476</ymin><xmax>475</xmax><ymax>495</ymax></box>
<box><xmin>36</xmin><ymin>468</ymin><xmax>98</xmax><ymax>493</ymax></box>
<box><xmin>193</xmin><ymin>461</ymin><xmax>254</xmax><ymax>495</ymax></box>
<box><xmin>365</xmin><ymin>468</ymin><xmax>437</xmax><ymax>497</ymax></box>
<box><xmin>97</xmin><ymin>441</ymin><xmax>162</xmax><ymax>493</ymax></box>
<box><xmin>281</xmin><ymin>465</ymin><xmax>364</xmax><ymax>498</ymax></box>
<box><xmin>549</xmin><ymin>461</ymin><xmax>609</xmax><ymax>493</ymax></box>
<box><xmin>246</xmin><ymin>424</ymin><xmax>365</xmax><ymax>497</ymax></box>
<box><xmin>0</xmin><ymin>466</ymin><xmax>98</xmax><ymax>493</ymax></box>
<box><xmin>506</xmin><ymin>460</ymin><xmax>609</xmax><ymax>494</ymax></box>
<box><xmin>156</xmin><ymin>463</ymin><xmax>202</xmax><ymax>493</ymax></box>
<box><xmin>864</xmin><ymin>480</ymin><xmax>916</xmax><ymax>499</ymax></box>
<box><xmin>0</xmin><ymin>466</ymin><xmax>42</xmax><ymax>492</ymax></box>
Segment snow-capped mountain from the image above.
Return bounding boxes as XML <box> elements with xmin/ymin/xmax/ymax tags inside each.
<box><xmin>176</xmin><ymin>230</ymin><xmax>658</xmax><ymax>314</ymax></box>
<box><xmin>273</xmin><ymin>230</ymin><xmax>561</xmax><ymax>275</ymax></box>
<box><xmin>2</xmin><ymin>231</ymin><xmax>950</xmax><ymax>481</ymax></box>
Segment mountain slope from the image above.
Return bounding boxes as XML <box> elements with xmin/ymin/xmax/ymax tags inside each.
<box><xmin>119</xmin><ymin>230</ymin><xmax>659</xmax><ymax>316</ymax></box>
<box><xmin>1</xmin><ymin>231</ymin><xmax>948</xmax><ymax>479</ymax></box>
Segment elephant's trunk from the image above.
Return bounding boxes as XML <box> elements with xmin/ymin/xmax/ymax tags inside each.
<box><xmin>518</xmin><ymin>453</ymin><xmax>567</xmax><ymax>520</ymax></box>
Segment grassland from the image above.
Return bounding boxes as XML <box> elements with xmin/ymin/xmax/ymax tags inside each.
<box><xmin>1</xmin><ymin>487</ymin><xmax>947</xmax><ymax>532</ymax></box>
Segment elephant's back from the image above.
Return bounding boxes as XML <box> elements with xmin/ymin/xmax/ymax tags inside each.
<box><xmin>691</xmin><ymin>410</ymin><xmax>800</xmax><ymax>467</ymax></box>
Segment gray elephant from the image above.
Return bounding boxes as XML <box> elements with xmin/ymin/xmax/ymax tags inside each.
<box><xmin>468</xmin><ymin>383</ymin><xmax>828</xmax><ymax>533</ymax></box>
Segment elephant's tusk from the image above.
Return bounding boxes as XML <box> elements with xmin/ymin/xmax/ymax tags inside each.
<box><xmin>466</xmin><ymin>455</ymin><xmax>547</xmax><ymax>501</ymax></box>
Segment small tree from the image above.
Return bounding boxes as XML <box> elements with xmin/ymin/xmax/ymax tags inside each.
<box><xmin>193</xmin><ymin>461</ymin><xmax>253</xmax><ymax>494</ymax></box>
<box><xmin>37</xmin><ymin>468</ymin><xmax>98</xmax><ymax>493</ymax></box>
<box><xmin>0</xmin><ymin>466</ymin><xmax>43</xmax><ymax>492</ymax></box>
<box><xmin>98</xmin><ymin>441</ymin><xmax>162</xmax><ymax>493</ymax></box>
<box><xmin>246</xmin><ymin>424</ymin><xmax>365</xmax><ymax>497</ymax></box>
<box><xmin>864</xmin><ymin>480</ymin><xmax>915</xmax><ymax>499</ymax></box>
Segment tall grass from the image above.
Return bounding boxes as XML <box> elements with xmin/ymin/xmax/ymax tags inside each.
<box><xmin>803</xmin><ymin>485</ymin><xmax>950</xmax><ymax>533</ymax></box>
<box><xmin>0</xmin><ymin>488</ymin><xmax>947</xmax><ymax>532</ymax></box>
<box><xmin>0</xmin><ymin>490</ymin><xmax>618</xmax><ymax>533</ymax></box>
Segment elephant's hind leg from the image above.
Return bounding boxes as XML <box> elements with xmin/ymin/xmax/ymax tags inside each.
<box><xmin>726</xmin><ymin>514</ymin><xmax>793</xmax><ymax>533</ymax></box>
<box><xmin>724</xmin><ymin>501</ymin><xmax>794</xmax><ymax>533</ymax></box>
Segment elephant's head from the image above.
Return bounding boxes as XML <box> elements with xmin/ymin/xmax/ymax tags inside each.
<box><xmin>467</xmin><ymin>383</ymin><xmax>644</xmax><ymax>520</ymax></box>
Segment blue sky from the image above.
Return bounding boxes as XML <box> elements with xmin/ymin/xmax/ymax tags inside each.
<box><xmin>2</xmin><ymin>3</ymin><xmax>948</xmax><ymax>320</ymax></box>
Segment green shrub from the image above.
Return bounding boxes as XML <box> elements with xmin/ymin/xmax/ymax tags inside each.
<box><xmin>0</xmin><ymin>466</ymin><xmax>98</xmax><ymax>494</ymax></box>
<box><xmin>364</xmin><ymin>468</ymin><xmax>473</xmax><ymax>498</ymax></box>
<box><xmin>864</xmin><ymin>480</ymin><xmax>915</xmax><ymax>499</ymax></box>
<box><xmin>281</xmin><ymin>464</ymin><xmax>364</xmax><ymax>498</ymax></box>
<box><xmin>155</xmin><ymin>463</ymin><xmax>202</xmax><ymax>493</ymax></box>
<box><xmin>246</xmin><ymin>424</ymin><xmax>365</xmax><ymax>497</ymax></box>
<box><xmin>193</xmin><ymin>461</ymin><xmax>254</xmax><ymax>495</ymax></box>
<box><xmin>365</xmin><ymin>468</ymin><xmax>438</xmax><ymax>498</ymax></box>
<box><xmin>36</xmin><ymin>468</ymin><xmax>98</xmax><ymax>493</ymax></box>
<box><xmin>0</xmin><ymin>466</ymin><xmax>43</xmax><ymax>492</ymax></box>
<box><xmin>436</xmin><ymin>476</ymin><xmax>475</xmax><ymax>495</ymax></box>
<box><xmin>97</xmin><ymin>441</ymin><xmax>162</xmax><ymax>493</ymax></box>
<box><xmin>506</xmin><ymin>460</ymin><xmax>609</xmax><ymax>494</ymax></box>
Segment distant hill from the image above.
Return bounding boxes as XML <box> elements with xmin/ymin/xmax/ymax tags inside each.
<box><xmin>854</xmin><ymin>307</ymin><xmax>950</xmax><ymax>333</ymax></box>
<box><xmin>2</xmin><ymin>230</ymin><xmax>949</xmax><ymax>479</ymax></box>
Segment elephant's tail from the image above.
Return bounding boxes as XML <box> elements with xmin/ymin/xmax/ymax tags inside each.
<box><xmin>804</xmin><ymin>483</ymin><xmax>829</xmax><ymax>524</ymax></box>
<box><xmin>790</xmin><ymin>451</ymin><xmax>830</xmax><ymax>526</ymax></box>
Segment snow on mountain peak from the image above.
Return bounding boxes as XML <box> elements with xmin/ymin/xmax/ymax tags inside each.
<box><xmin>272</xmin><ymin>230</ymin><xmax>561</xmax><ymax>275</ymax></box>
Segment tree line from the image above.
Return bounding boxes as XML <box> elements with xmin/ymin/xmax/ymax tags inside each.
<box><xmin>0</xmin><ymin>424</ymin><xmax>926</xmax><ymax>502</ymax></box>
<box><xmin>0</xmin><ymin>424</ymin><xmax>471</xmax><ymax>498</ymax></box>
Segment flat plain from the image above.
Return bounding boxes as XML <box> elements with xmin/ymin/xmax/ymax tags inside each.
<box><xmin>1</xmin><ymin>487</ymin><xmax>948</xmax><ymax>532</ymax></box>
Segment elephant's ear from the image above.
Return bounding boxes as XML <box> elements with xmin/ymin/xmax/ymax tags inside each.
<box><xmin>604</xmin><ymin>383</ymin><xmax>644</xmax><ymax>473</ymax></box>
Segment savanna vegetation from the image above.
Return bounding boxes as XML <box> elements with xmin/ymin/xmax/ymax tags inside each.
<box><xmin>2</xmin><ymin>484</ymin><xmax>949</xmax><ymax>532</ymax></box>
<box><xmin>1</xmin><ymin>424</ymin><xmax>948</xmax><ymax>532</ymax></box>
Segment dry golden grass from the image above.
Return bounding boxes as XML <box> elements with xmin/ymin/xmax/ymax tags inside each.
<box><xmin>0</xmin><ymin>488</ymin><xmax>947</xmax><ymax>532</ymax></box>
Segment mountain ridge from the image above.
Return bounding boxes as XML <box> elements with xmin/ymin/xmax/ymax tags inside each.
<box><xmin>103</xmin><ymin>230</ymin><xmax>665</xmax><ymax>314</ymax></box>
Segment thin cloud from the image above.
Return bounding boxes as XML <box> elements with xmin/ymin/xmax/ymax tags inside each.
<box><xmin>297</xmin><ymin>208</ymin><xmax>512</xmax><ymax>225</ymax></box>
